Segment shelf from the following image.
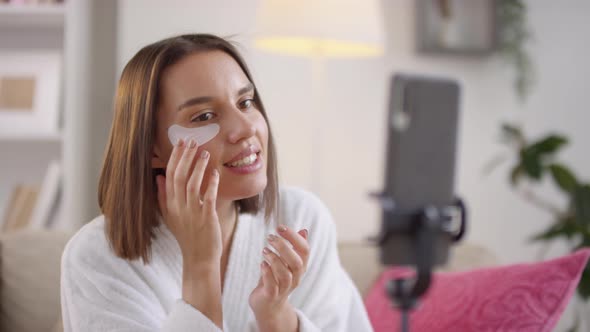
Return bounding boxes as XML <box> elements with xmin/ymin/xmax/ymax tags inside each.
<box><xmin>0</xmin><ymin>3</ymin><xmax>65</xmax><ymax>29</ymax></box>
<box><xmin>0</xmin><ymin>131</ymin><xmax>62</xmax><ymax>142</ymax></box>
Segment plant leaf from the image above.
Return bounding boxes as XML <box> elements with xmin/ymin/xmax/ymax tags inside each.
<box><xmin>520</xmin><ymin>148</ymin><xmax>543</xmax><ymax>180</ymax></box>
<box><xmin>518</xmin><ymin>135</ymin><xmax>567</xmax><ymax>180</ymax></box>
<box><xmin>572</xmin><ymin>241</ymin><xmax>590</xmax><ymax>301</ymax></box>
<box><xmin>549</xmin><ymin>164</ymin><xmax>578</xmax><ymax>194</ymax></box>
<box><xmin>530</xmin><ymin>218</ymin><xmax>578</xmax><ymax>242</ymax></box>
<box><xmin>578</xmin><ymin>263</ymin><xmax>590</xmax><ymax>300</ymax></box>
<box><xmin>501</xmin><ymin>123</ymin><xmax>524</xmax><ymax>143</ymax></box>
<box><xmin>573</xmin><ymin>185</ymin><xmax>590</xmax><ymax>226</ymax></box>
<box><xmin>528</xmin><ymin>135</ymin><xmax>568</xmax><ymax>156</ymax></box>
<box><xmin>576</xmin><ymin>235</ymin><xmax>590</xmax><ymax>250</ymax></box>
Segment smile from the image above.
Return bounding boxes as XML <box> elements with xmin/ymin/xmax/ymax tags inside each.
<box><xmin>226</xmin><ymin>152</ymin><xmax>258</xmax><ymax>167</ymax></box>
<box><xmin>223</xmin><ymin>151</ymin><xmax>263</xmax><ymax>175</ymax></box>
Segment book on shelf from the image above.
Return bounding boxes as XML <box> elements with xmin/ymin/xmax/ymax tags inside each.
<box><xmin>29</xmin><ymin>159</ymin><xmax>62</xmax><ymax>229</ymax></box>
<box><xmin>1</xmin><ymin>160</ymin><xmax>62</xmax><ymax>232</ymax></box>
<box><xmin>1</xmin><ymin>184</ymin><xmax>39</xmax><ymax>232</ymax></box>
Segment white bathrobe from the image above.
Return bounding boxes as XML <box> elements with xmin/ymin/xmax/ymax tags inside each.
<box><xmin>60</xmin><ymin>187</ymin><xmax>374</xmax><ymax>331</ymax></box>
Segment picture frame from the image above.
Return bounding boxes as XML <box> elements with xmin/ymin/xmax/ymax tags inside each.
<box><xmin>415</xmin><ymin>0</ymin><xmax>497</xmax><ymax>55</ymax></box>
<box><xmin>0</xmin><ymin>51</ymin><xmax>61</xmax><ymax>137</ymax></box>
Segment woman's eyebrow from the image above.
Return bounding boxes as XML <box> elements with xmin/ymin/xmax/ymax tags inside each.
<box><xmin>237</xmin><ymin>83</ymin><xmax>254</xmax><ymax>96</ymax></box>
<box><xmin>177</xmin><ymin>83</ymin><xmax>254</xmax><ymax>112</ymax></box>
<box><xmin>177</xmin><ymin>96</ymin><xmax>213</xmax><ymax>112</ymax></box>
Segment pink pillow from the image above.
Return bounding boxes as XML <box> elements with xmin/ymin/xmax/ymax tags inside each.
<box><xmin>365</xmin><ymin>248</ymin><xmax>590</xmax><ymax>332</ymax></box>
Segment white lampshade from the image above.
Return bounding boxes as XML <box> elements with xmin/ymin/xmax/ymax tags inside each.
<box><xmin>255</xmin><ymin>0</ymin><xmax>385</xmax><ymax>58</ymax></box>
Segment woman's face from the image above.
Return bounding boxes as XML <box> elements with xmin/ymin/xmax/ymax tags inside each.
<box><xmin>153</xmin><ymin>50</ymin><xmax>269</xmax><ymax>202</ymax></box>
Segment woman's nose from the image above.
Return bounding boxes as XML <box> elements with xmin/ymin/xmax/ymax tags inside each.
<box><xmin>226</xmin><ymin>109</ymin><xmax>257</xmax><ymax>144</ymax></box>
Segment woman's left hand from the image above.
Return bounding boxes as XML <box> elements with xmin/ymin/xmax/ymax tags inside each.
<box><xmin>249</xmin><ymin>225</ymin><xmax>309</xmax><ymax>332</ymax></box>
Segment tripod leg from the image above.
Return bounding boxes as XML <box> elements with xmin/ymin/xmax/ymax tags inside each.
<box><xmin>401</xmin><ymin>309</ymin><xmax>409</xmax><ymax>332</ymax></box>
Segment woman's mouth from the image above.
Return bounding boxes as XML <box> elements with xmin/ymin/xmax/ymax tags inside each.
<box><xmin>223</xmin><ymin>152</ymin><xmax>263</xmax><ymax>174</ymax></box>
<box><xmin>226</xmin><ymin>152</ymin><xmax>259</xmax><ymax>167</ymax></box>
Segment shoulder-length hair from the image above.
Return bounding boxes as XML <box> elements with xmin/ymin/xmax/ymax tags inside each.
<box><xmin>98</xmin><ymin>34</ymin><xmax>279</xmax><ymax>263</ymax></box>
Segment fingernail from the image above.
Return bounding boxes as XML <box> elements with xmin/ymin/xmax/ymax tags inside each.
<box><xmin>303</xmin><ymin>229</ymin><xmax>308</xmax><ymax>239</ymax></box>
<box><xmin>188</xmin><ymin>139</ymin><xmax>196</xmax><ymax>148</ymax></box>
<box><xmin>267</xmin><ymin>234</ymin><xmax>276</xmax><ymax>242</ymax></box>
<box><xmin>201</xmin><ymin>150</ymin><xmax>209</xmax><ymax>159</ymax></box>
<box><xmin>278</xmin><ymin>224</ymin><xmax>287</xmax><ymax>233</ymax></box>
<box><xmin>177</xmin><ymin>138</ymin><xmax>184</xmax><ymax>147</ymax></box>
<box><xmin>263</xmin><ymin>247</ymin><xmax>270</xmax><ymax>254</ymax></box>
<box><xmin>212</xmin><ymin>169</ymin><xmax>218</xmax><ymax>177</ymax></box>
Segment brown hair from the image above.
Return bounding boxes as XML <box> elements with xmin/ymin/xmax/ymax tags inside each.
<box><xmin>98</xmin><ymin>34</ymin><xmax>279</xmax><ymax>263</ymax></box>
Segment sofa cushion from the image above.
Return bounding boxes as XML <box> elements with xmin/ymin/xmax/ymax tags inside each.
<box><xmin>0</xmin><ymin>230</ymin><xmax>71</xmax><ymax>332</ymax></box>
<box><xmin>337</xmin><ymin>242</ymin><xmax>498</xmax><ymax>296</ymax></box>
<box><xmin>364</xmin><ymin>248</ymin><xmax>590</xmax><ymax>332</ymax></box>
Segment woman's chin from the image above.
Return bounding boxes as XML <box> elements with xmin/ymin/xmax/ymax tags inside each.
<box><xmin>220</xmin><ymin>178</ymin><xmax>267</xmax><ymax>202</ymax></box>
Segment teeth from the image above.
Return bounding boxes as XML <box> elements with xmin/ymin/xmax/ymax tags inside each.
<box><xmin>228</xmin><ymin>153</ymin><xmax>257</xmax><ymax>167</ymax></box>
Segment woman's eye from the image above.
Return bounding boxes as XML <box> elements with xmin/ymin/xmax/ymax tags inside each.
<box><xmin>240</xmin><ymin>99</ymin><xmax>254</xmax><ymax>110</ymax></box>
<box><xmin>191</xmin><ymin>112</ymin><xmax>215</xmax><ymax>122</ymax></box>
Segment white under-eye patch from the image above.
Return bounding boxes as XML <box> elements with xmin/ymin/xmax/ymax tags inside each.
<box><xmin>167</xmin><ymin>123</ymin><xmax>220</xmax><ymax>146</ymax></box>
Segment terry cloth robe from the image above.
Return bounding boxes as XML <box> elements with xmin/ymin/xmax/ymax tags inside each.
<box><xmin>60</xmin><ymin>187</ymin><xmax>374</xmax><ymax>331</ymax></box>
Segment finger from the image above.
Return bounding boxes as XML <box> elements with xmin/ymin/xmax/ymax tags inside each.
<box><xmin>263</xmin><ymin>247</ymin><xmax>292</xmax><ymax>295</ymax></box>
<box><xmin>277</xmin><ymin>225</ymin><xmax>310</xmax><ymax>266</ymax></box>
<box><xmin>174</xmin><ymin>139</ymin><xmax>199</xmax><ymax>206</ymax></box>
<box><xmin>187</xmin><ymin>149</ymin><xmax>210</xmax><ymax>205</ymax></box>
<box><xmin>165</xmin><ymin>138</ymin><xmax>185</xmax><ymax>206</ymax></box>
<box><xmin>261</xmin><ymin>261</ymin><xmax>278</xmax><ymax>297</ymax></box>
<box><xmin>267</xmin><ymin>234</ymin><xmax>304</xmax><ymax>287</ymax></box>
<box><xmin>202</xmin><ymin>169</ymin><xmax>219</xmax><ymax>218</ymax></box>
<box><xmin>297</xmin><ymin>229</ymin><xmax>308</xmax><ymax>240</ymax></box>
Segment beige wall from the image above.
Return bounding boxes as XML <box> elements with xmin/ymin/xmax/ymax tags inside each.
<box><xmin>117</xmin><ymin>0</ymin><xmax>590</xmax><ymax>266</ymax></box>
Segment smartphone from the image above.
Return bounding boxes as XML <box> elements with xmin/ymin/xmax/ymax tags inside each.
<box><xmin>379</xmin><ymin>73</ymin><xmax>461</xmax><ymax>267</ymax></box>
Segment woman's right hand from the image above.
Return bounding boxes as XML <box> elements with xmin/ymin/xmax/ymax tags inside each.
<box><xmin>156</xmin><ymin>138</ymin><xmax>224</xmax><ymax>328</ymax></box>
<box><xmin>155</xmin><ymin>138</ymin><xmax>222</xmax><ymax>270</ymax></box>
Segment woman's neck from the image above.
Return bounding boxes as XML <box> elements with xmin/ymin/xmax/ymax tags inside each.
<box><xmin>217</xmin><ymin>199</ymin><xmax>237</xmax><ymax>245</ymax></box>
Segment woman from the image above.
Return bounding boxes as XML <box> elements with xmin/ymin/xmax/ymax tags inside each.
<box><xmin>60</xmin><ymin>34</ymin><xmax>373</xmax><ymax>332</ymax></box>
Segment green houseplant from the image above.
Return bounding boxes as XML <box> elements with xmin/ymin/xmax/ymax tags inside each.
<box><xmin>497</xmin><ymin>0</ymin><xmax>535</xmax><ymax>103</ymax></box>
<box><xmin>492</xmin><ymin>124</ymin><xmax>590</xmax><ymax>331</ymax></box>
<box><xmin>493</xmin><ymin>1</ymin><xmax>589</xmax><ymax>329</ymax></box>
<box><xmin>497</xmin><ymin>124</ymin><xmax>590</xmax><ymax>301</ymax></box>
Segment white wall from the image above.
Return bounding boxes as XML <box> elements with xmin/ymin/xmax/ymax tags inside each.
<box><xmin>117</xmin><ymin>0</ymin><xmax>590</xmax><ymax>263</ymax></box>
<box><xmin>117</xmin><ymin>0</ymin><xmax>386</xmax><ymax>244</ymax></box>
<box><xmin>379</xmin><ymin>0</ymin><xmax>590</xmax><ymax>266</ymax></box>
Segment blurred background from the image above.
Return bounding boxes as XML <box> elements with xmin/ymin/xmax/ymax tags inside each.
<box><xmin>1</xmin><ymin>0</ymin><xmax>589</xmax><ymax>331</ymax></box>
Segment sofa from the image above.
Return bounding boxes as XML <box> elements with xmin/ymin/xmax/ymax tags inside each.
<box><xmin>0</xmin><ymin>229</ymin><xmax>498</xmax><ymax>332</ymax></box>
